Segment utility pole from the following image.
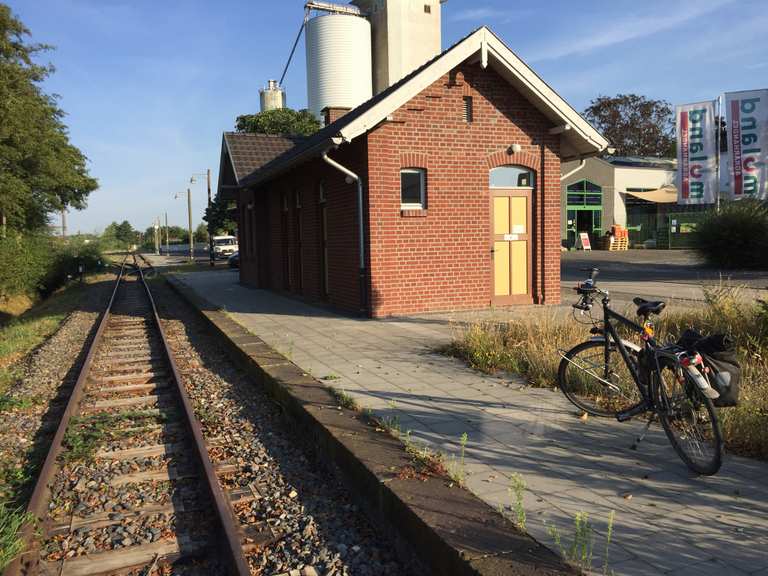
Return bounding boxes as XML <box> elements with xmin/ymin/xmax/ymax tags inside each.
<box><xmin>1</xmin><ymin>210</ymin><xmax>6</xmax><ymax>239</ymax></box>
<box><xmin>207</xmin><ymin>168</ymin><xmax>214</xmax><ymax>267</ymax></box>
<box><xmin>164</xmin><ymin>212</ymin><xmax>169</xmax><ymax>255</ymax></box>
<box><xmin>187</xmin><ymin>188</ymin><xmax>194</xmax><ymax>262</ymax></box>
<box><xmin>154</xmin><ymin>217</ymin><xmax>160</xmax><ymax>255</ymax></box>
<box><xmin>61</xmin><ymin>208</ymin><xmax>67</xmax><ymax>239</ymax></box>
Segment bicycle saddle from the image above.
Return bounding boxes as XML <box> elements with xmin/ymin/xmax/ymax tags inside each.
<box><xmin>633</xmin><ymin>297</ymin><xmax>666</xmax><ymax>316</ymax></box>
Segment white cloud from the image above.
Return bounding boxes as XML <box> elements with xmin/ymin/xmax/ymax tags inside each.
<box><xmin>528</xmin><ymin>0</ymin><xmax>736</xmax><ymax>62</ymax></box>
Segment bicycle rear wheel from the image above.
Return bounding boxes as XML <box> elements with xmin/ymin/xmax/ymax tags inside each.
<box><xmin>652</xmin><ymin>363</ymin><xmax>723</xmax><ymax>475</ymax></box>
<box><xmin>557</xmin><ymin>340</ymin><xmax>643</xmax><ymax>417</ymax></box>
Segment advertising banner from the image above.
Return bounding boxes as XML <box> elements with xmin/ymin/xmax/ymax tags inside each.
<box><xmin>676</xmin><ymin>101</ymin><xmax>717</xmax><ymax>204</ymax></box>
<box><xmin>722</xmin><ymin>90</ymin><xmax>768</xmax><ymax>200</ymax></box>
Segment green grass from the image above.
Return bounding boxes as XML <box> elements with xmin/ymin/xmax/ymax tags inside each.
<box><xmin>442</xmin><ymin>286</ymin><xmax>768</xmax><ymax>461</ymax></box>
<box><xmin>0</xmin><ymin>501</ymin><xmax>31</xmax><ymax>571</ymax></box>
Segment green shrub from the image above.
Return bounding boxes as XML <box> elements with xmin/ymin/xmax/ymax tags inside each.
<box><xmin>0</xmin><ymin>235</ymin><xmax>105</xmax><ymax>301</ymax></box>
<box><xmin>693</xmin><ymin>200</ymin><xmax>768</xmax><ymax>269</ymax></box>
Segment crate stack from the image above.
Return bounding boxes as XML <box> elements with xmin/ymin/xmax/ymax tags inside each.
<box><xmin>598</xmin><ymin>225</ymin><xmax>629</xmax><ymax>251</ymax></box>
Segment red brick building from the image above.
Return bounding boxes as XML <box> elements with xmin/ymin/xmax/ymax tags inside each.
<box><xmin>218</xmin><ymin>28</ymin><xmax>608</xmax><ymax>317</ymax></box>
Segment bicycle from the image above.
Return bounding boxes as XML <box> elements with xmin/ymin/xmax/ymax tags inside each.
<box><xmin>557</xmin><ymin>268</ymin><xmax>724</xmax><ymax>475</ymax></box>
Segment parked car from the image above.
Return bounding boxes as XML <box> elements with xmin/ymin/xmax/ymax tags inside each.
<box><xmin>211</xmin><ymin>235</ymin><xmax>238</xmax><ymax>259</ymax></box>
<box><xmin>227</xmin><ymin>252</ymin><xmax>239</xmax><ymax>268</ymax></box>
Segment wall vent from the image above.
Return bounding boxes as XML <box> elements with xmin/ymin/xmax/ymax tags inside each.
<box><xmin>463</xmin><ymin>96</ymin><xmax>474</xmax><ymax>123</ymax></box>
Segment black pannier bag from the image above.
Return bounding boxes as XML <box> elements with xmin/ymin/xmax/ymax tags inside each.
<box><xmin>678</xmin><ymin>331</ymin><xmax>741</xmax><ymax>407</ymax></box>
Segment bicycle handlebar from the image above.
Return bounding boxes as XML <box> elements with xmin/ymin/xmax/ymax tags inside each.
<box><xmin>572</xmin><ymin>268</ymin><xmax>608</xmax><ymax>311</ymax></box>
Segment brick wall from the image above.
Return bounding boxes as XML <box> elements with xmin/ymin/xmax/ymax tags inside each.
<box><xmin>240</xmin><ymin>61</ymin><xmax>564</xmax><ymax>317</ymax></box>
<box><xmin>366</xmin><ymin>62</ymin><xmax>561</xmax><ymax>317</ymax></box>
<box><xmin>240</xmin><ymin>139</ymin><xmax>368</xmax><ymax>314</ymax></box>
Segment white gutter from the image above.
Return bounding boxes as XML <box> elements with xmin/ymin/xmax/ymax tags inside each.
<box><xmin>560</xmin><ymin>146</ymin><xmax>615</xmax><ymax>181</ymax></box>
<box><xmin>560</xmin><ymin>158</ymin><xmax>586</xmax><ymax>181</ymax></box>
<box><xmin>321</xmin><ymin>146</ymin><xmax>367</xmax><ymax>314</ymax></box>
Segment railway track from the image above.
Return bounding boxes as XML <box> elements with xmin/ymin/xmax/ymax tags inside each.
<box><xmin>5</xmin><ymin>255</ymin><xmax>252</xmax><ymax>576</ymax></box>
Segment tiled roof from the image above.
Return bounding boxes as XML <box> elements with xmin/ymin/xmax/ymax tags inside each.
<box><xmin>223</xmin><ymin>132</ymin><xmax>306</xmax><ymax>183</ymax></box>
<box><xmin>605</xmin><ymin>156</ymin><xmax>677</xmax><ymax>170</ymax></box>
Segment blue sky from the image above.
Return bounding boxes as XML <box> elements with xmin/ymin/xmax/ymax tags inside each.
<box><xmin>8</xmin><ymin>0</ymin><xmax>768</xmax><ymax>234</ymax></box>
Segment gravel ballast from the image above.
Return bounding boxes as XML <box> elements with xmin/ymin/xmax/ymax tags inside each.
<box><xmin>152</xmin><ymin>279</ymin><xmax>419</xmax><ymax>576</ymax></box>
<box><xmin>0</xmin><ymin>277</ymin><xmax>116</xmax><ymax>503</ymax></box>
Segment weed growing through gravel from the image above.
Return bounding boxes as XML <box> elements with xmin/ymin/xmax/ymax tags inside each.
<box><xmin>547</xmin><ymin>511</ymin><xmax>593</xmax><ymax>571</ymax></box>
<box><xmin>446</xmin><ymin>432</ymin><xmax>469</xmax><ymax>486</ymax></box>
<box><xmin>365</xmin><ymin>409</ymin><xmax>448</xmax><ymax>477</ymax></box>
<box><xmin>0</xmin><ymin>501</ymin><xmax>32</xmax><ymax>570</ymax></box>
<box><xmin>0</xmin><ymin>464</ymin><xmax>29</xmax><ymax>502</ymax></box>
<box><xmin>443</xmin><ymin>286</ymin><xmax>768</xmax><ymax>460</ymax></box>
<box><xmin>603</xmin><ymin>510</ymin><xmax>616</xmax><ymax>575</ymax></box>
<box><xmin>508</xmin><ymin>473</ymin><xmax>526</xmax><ymax>531</ymax></box>
<box><xmin>62</xmin><ymin>418</ymin><xmax>111</xmax><ymax>462</ymax></box>
<box><xmin>0</xmin><ymin>394</ymin><xmax>36</xmax><ymax>413</ymax></box>
<box><xmin>328</xmin><ymin>387</ymin><xmax>357</xmax><ymax>410</ymax></box>
<box><xmin>62</xmin><ymin>411</ymin><xmax>160</xmax><ymax>462</ymax></box>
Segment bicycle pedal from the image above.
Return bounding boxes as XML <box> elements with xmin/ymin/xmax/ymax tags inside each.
<box><xmin>616</xmin><ymin>402</ymin><xmax>649</xmax><ymax>422</ymax></box>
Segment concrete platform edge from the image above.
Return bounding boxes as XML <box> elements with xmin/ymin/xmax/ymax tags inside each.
<box><xmin>165</xmin><ymin>275</ymin><xmax>576</xmax><ymax>576</ymax></box>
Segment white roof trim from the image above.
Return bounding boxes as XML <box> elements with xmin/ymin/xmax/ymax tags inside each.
<box><xmin>338</xmin><ymin>26</ymin><xmax>608</xmax><ymax>153</ymax></box>
<box><xmin>222</xmin><ymin>135</ymin><xmax>241</xmax><ymax>183</ymax></box>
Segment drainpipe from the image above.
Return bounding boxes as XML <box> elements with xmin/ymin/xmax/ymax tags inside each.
<box><xmin>321</xmin><ymin>147</ymin><xmax>367</xmax><ymax>316</ymax></box>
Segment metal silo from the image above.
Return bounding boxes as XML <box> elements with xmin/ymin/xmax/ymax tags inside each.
<box><xmin>305</xmin><ymin>12</ymin><xmax>372</xmax><ymax>120</ymax></box>
<box><xmin>260</xmin><ymin>80</ymin><xmax>286</xmax><ymax>112</ymax></box>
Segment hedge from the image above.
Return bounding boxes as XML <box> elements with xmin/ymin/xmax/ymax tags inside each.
<box><xmin>692</xmin><ymin>200</ymin><xmax>768</xmax><ymax>269</ymax></box>
<box><xmin>0</xmin><ymin>235</ymin><xmax>104</xmax><ymax>301</ymax></box>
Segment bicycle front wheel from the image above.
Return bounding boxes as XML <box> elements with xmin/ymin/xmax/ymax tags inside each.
<box><xmin>652</xmin><ymin>364</ymin><xmax>723</xmax><ymax>475</ymax></box>
<box><xmin>557</xmin><ymin>339</ymin><xmax>643</xmax><ymax>417</ymax></box>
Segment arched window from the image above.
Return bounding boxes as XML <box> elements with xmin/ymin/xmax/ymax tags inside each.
<box><xmin>489</xmin><ymin>165</ymin><xmax>536</xmax><ymax>188</ymax></box>
<box><xmin>566</xmin><ymin>180</ymin><xmax>602</xmax><ymax>206</ymax></box>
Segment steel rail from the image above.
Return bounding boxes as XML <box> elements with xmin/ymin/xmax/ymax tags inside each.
<box><xmin>4</xmin><ymin>255</ymin><xmax>131</xmax><ymax>576</ymax></box>
<box><xmin>134</xmin><ymin>256</ymin><xmax>251</xmax><ymax>576</ymax></box>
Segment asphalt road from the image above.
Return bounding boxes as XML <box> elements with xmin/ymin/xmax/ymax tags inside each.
<box><xmin>562</xmin><ymin>250</ymin><xmax>768</xmax><ymax>304</ymax></box>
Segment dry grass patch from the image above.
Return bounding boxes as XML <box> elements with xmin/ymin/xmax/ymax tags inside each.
<box><xmin>443</xmin><ymin>287</ymin><xmax>768</xmax><ymax>461</ymax></box>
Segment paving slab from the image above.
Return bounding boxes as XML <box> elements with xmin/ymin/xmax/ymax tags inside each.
<box><xmin>173</xmin><ymin>270</ymin><xmax>768</xmax><ymax>576</ymax></box>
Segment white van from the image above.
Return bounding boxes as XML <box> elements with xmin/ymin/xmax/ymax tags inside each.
<box><xmin>211</xmin><ymin>235</ymin><xmax>238</xmax><ymax>259</ymax></box>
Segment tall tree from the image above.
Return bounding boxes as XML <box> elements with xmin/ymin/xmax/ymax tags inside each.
<box><xmin>583</xmin><ymin>94</ymin><xmax>675</xmax><ymax>157</ymax></box>
<box><xmin>0</xmin><ymin>3</ymin><xmax>98</xmax><ymax>235</ymax></box>
<box><xmin>235</xmin><ymin>108</ymin><xmax>321</xmax><ymax>136</ymax></box>
<box><xmin>203</xmin><ymin>195</ymin><xmax>237</xmax><ymax>237</ymax></box>
<box><xmin>193</xmin><ymin>222</ymin><xmax>209</xmax><ymax>243</ymax></box>
<box><xmin>114</xmin><ymin>220</ymin><xmax>135</xmax><ymax>245</ymax></box>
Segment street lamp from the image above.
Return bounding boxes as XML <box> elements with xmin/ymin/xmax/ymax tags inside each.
<box><xmin>190</xmin><ymin>169</ymin><xmax>214</xmax><ymax>267</ymax></box>
<box><xmin>174</xmin><ymin>189</ymin><xmax>194</xmax><ymax>262</ymax></box>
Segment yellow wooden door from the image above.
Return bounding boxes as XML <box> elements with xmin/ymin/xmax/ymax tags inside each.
<box><xmin>492</xmin><ymin>191</ymin><xmax>530</xmax><ymax>304</ymax></box>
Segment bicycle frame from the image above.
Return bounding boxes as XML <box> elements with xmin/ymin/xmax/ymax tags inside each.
<box><xmin>598</xmin><ymin>299</ymin><xmax>656</xmax><ymax>404</ymax></box>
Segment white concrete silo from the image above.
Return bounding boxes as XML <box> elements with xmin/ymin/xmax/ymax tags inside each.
<box><xmin>305</xmin><ymin>12</ymin><xmax>372</xmax><ymax>120</ymax></box>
